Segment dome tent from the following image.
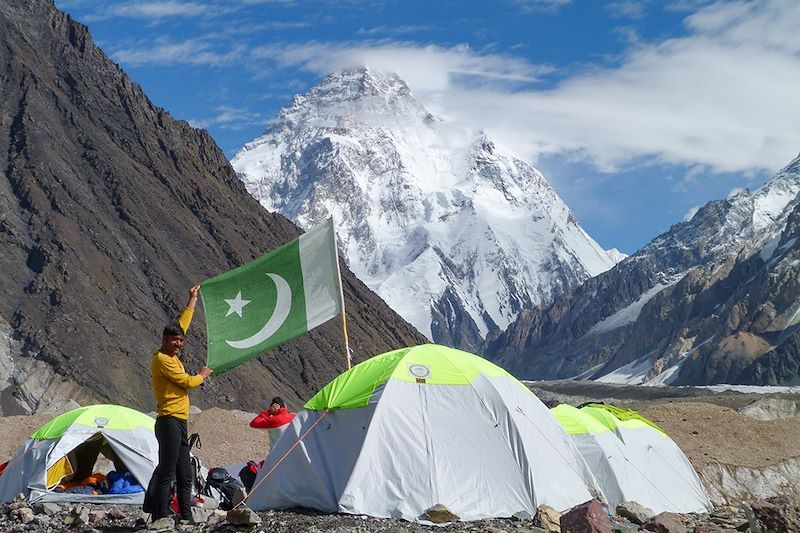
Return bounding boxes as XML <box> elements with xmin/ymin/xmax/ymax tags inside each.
<box><xmin>551</xmin><ymin>404</ymin><xmax>680</xmax><ymax>513</ymax></box>
<box><xmin>580</xmin><ymin>403</ymin><xmax>711</xmax><ymax>514</ymax></box>
<box><xmin>246</xmin><ymin>344</ymin><xmax>602</xmax><ymax>521</ymax></box>
<box><xmin>0</xmin><ymin>404</ymin><xmax>158</xmax><ymax>504</ymax></box>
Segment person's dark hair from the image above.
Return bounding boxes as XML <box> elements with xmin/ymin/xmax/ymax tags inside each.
<box><xmin>271</xmin><ymin>396</ymin><xmax>285</xmax><ymax>407</ymax></box>
<box><xmin>162</xmin><ymin>322</ymin><xmax>185</xmax><ymax>337</ymax></box>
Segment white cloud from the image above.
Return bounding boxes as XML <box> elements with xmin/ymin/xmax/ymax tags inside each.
<box><xmin>85</xmin><ymin>1</ymin><xmax>210</xmax><ymax>21</ymax></box>
<box><xmin>684</xmin><ymin>205</ymin><xmax>701</xmax><ymax>221</ymax></box>
<box><xmin>251</xmin><ymin>42</ymin><xmax>552</xmax><ymax>91</ymax></box>
<box><xmin>605</xmin><ymin>1</ymin><xmax>650</xmax><ymax>19</ymax></box>
<box><xmin>511</xmin><ymin>0</ymin><xmax>571</xmax><ymax>14</ymax></box>
<box><xmin>356</xmin><ymin>25</ymin><xmax>434</xmax><ymax>36</ymax></box>
<box><xmin>189</xmin><ymin>105</ymin><xmax>269</xmax><ymax>130</ymax></box>
<box><xmin>251</xmin><ymin>0</ymin><xmax>800</xmax><ymax>175</ymax></box>
<box><xmin>112</xmin><ymin>38</ymin><xmax>245</xmax><ymax>66</ymax></box>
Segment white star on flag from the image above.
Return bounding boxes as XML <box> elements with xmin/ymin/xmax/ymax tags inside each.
<box><xmin>224</xmin><ymin>290</ymin><xmax>251</xmax><ymax>317</ymax></box>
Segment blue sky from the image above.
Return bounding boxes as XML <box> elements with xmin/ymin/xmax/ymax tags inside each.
<box><xmin>55</xmin><ymin>0</ymin><xmax>800</xmax><ymax>254</ymax></box>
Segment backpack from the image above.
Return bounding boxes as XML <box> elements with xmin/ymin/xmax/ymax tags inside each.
<box><xmin>188</xmin><ymin>433</ymin><xmax>205</xmax><ymax>495</ymax></box>
<box><xmin>203</xmin><ymin>467</ymin><xmax>246</xmax><ymax>511</ymax></box>
<box><xmin>237</xmin><ymin>460</ymin><xmax>263</xmax><ymax>492</ymax></box>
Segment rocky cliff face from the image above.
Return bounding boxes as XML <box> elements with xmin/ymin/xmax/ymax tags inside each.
<box><xmin>0</xmin><ymin>0</ymin><xmax>425</xmax><ymax>415</ymax></box>
<box><xmin>232</xmin><ymin>68</ymin><xmax>619</xmax><ymax>352</ymax></box>
<box><xmin>486</xmin><ymin>155</ymin><xmax>800</xmax><ymax>385</ymax></box>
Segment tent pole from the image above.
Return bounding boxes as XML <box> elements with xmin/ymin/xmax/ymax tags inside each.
<box><xmin>330</xmin><ymin>217</ymin><xmax>351</xmax><ymax>370</ymax></box>
<box><xmin>341</xmin><ymin>310</ymin><xmax>351</xmax><ymax>370</ymax></box>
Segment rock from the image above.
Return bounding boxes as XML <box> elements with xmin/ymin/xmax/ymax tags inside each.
<box><xmin>35</xmin><ymin>502</ymin><xmax>62</xmax><ymax>516</ymax></box>
<box><xmin>148</xmin><ymin>516</ymin><xmax>176</xmax><ymax>531</ymax></box>
<box><xmin>423</xmin><ymin>503</ymin><xmax>460</xmax><ymax>523</ymax></box>
<box><xmin>88</xmin><ymin>509</ymin><xmax>106</xmax><ymax>524</ymax></box>
<box><xmin>535</xmin><ymin>504</ymin><xmax>562</xmax><ymax>532</ymax></box>
<box><xmin>560</xmin><ymin>499</ymin><xmax>612</xmax><ymax>533</ymax></box>
<box><xmin>32</xmin><ymin>515</ymin><xmax>51</xmax><ymax>528</ymax></box>
<box><xmin>642</xmin><ymin>512</ymin><xmax>686</xmax><ymax>533</ymax></box>
<box><xmin>611</xmin><ymin>524</ymin><xmax>640</xmax><ymax>533</ymax></box>
<box><xmin>750</xmin><ymin>495</ymin><xmax>800</xmax><ymax>533</ymax></box>
<box><xmin>16</xmin><ymin>507</ymin><xmax>34</xmax><ymax>524</ymax></box>
<box><xmin>107</xmin><ymin>507</ymin><xmax>128</xmax><ymax>520</ymax></box>
<box><xmin>190</xmin><ymin>506</ymin><xmax>214</xmax><ymax>524</ymax></box>
<box><xmin>227</xmin><ymin>507</ymin><xmax>262</xmax><ymax>526</ymax></box>
<box><xmin>617</xmin><ymin>501</ymin><xmax>654</xmax><ymax>525</ymax></box>
<box><xmin>64</xmin><ymin>506</ymin><xmax>89</xmax><ymax>527</ymax></box>
<box><xmin>199</xmin><ymin>495</ymin><xmax>219</xmax><ymax>509</ymax></box>
<box><xmin>208</xmin><ymin>510</ymin><xmax>228</xmax><ymax>525</ymax></box>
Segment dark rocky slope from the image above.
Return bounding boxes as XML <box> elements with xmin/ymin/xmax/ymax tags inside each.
<box><xmin>486</xmin><ymin>156</ymin><xmax>800</xmax><ymax>386</ymax></box>
<box><xmin>0</xmin><ymin>0</ymin><xmax>425</xmax><ymax>414</ymax></box>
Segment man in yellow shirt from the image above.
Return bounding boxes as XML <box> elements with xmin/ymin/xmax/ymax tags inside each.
<box><xmin>150</xmin><ymin>285</ymin><xmax>212</xmax><ymax>521</ymax></box>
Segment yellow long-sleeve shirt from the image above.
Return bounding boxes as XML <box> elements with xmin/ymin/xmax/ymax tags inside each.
<box><xmin>151</xmin><ymin>306</ymin><xmax>204</xmax><ymax>420</ymax></box>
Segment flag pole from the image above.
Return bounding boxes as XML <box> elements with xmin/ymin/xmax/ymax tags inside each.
<box><xmin>330</xmin><ymin>217</ymin><xmax>351</xmax><ymax>370</ymax></box>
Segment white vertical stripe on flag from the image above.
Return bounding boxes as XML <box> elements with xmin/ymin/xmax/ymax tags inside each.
<box><xmin>299</xmin><ymin>217</ymin><xmax>343</xmax><ymax>330</ymax></box>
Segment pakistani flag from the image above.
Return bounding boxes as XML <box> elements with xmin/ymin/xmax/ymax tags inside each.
<box><xmin>200</xmin><ymin>218</ymin><xmax>343</xmax><ymax>374</ymax></box>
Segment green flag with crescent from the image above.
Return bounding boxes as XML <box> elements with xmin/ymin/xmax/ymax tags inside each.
<box><xmin>200</xmin><ymin>218</ymin><xmax>343</xmax><ymax>374</ymax></box>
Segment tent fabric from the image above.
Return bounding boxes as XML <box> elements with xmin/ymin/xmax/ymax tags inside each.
<box><xmin>581</xmin><ymin>403</ymin><xmax>667</xmax><ymax>436</ymax></box>
<box><xmin>0</xmin><ymin>405</ymin><xmax>158</xmax><ymax>504</ymax></box>
<box><xmin>551</xmin><ymin>404</ymin><xmax>678</xmax><ymax>513</ymax></box>
<box><xmin>31</xmin><ymin>404</ymin><xmax>155</xmax><ymax>439</ymax></box>
<box><xmin>578</xmin><ymin>405</ymin><xmax>711</xmax><ymax>513</ymax></box>
<box><xmin>305</xmin><ymin>344</ymin><xmax>513</xmax><ymax>411</ymax></box>
<box><xmin>248</xmin><ymin>344</ymin><xmax>602</xmax><ymax>521</ymax></box>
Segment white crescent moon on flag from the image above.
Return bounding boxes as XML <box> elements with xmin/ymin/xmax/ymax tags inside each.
<box><xmin>225</xmin><ymin>273</ymin><xmax>292</xmax><ymax>350</ymax></box>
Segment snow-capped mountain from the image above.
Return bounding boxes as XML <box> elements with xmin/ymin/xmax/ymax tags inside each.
<box><xmin>232</xmin><ymin>68</ymin><xmax>620</xmax><ymax>349</ymax></box>
<box><xmin>486</xmin><ymin>154</ymin><xmax>800</xmax><ymax>385</ymax></box>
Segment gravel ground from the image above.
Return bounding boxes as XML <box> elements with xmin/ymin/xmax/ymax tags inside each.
<box><xmin>1</xmin><ymin>383</ymin><xmax>799</xmax><ymax>532</ymax></box>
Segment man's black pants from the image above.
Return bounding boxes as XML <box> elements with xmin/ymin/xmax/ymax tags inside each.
<box><xmin>153</xmin><ymin>415</ymin><xmax>192</xmax><ymax>520</ymax></box>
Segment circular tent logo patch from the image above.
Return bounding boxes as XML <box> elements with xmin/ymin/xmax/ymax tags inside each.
<box><xmin>94</xmin><ymin>417</ymin><xmax>109</xmax><ymax>427</ymax></box>
<box><xmin>408</xmin><ymin>364</ymin><xmax>431</xmax><ymax>379</ymax></box>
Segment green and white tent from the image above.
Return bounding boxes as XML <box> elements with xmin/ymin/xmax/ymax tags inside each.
<box><xmin>579</xmin><ymin>404</ymin><xmax>711</xmax><ymax>513</ymax></box>
<box><xmin>247</xmin><ymin>344</ymin><xmax>602</xmax><ymax>521</ymax></box>
<box><xmin>552</xmin><ymin>404</ymin><xmax>679</xmax><ymax>513</ymax></box>
<box><xmin>0</xmin><ymin>404</ymin><xmax>158</xmax><ymax>504</ymax></box>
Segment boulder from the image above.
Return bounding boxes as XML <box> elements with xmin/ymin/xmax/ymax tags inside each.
<box><xmin>15</xmin><ymin>507</ymin><xmax>34</xmax><ymax>524</ymax></box>
<box><xmin>536</xmin><ymin>504</ymin><xmax>562</xmax><ymax>532</ymax></box>
<box><xmin>63</xmin><ymin>506</ymin><xmax>89</xmax><ymax>527</ymax></box>
<box><xmin>33</xmin><ymin>502</ymin><xmax>62</xmax><ymax>516</ymax></box>
<box><xmin>642</xmin><ymin>512</ymin><xmax>686</xmax><ymax>533</ymax></box>
<box><xmin>423</xmin><ymin>503</ymin><xmax>460</xmax><ymax>523</ymax></box>
<box><xmin>227</xmin><ymin>507</ymin><xmax>262</xmax><ymax>526</ymax></box>
<box><xmin>147</xmin><ymin>516</ymin><xmax>175</xmax><ymax>531</ymax></box>
<box><xmin>616</xmin><ymin>501</ymin><xmax>654</xmax><ymax>525</ymax></box>
<box><xmin>191</xmin><ymin>506</ymin><xmax>214</xmax><ymax>524</ymax></box>
<box><xmin>208</xmin><ymin>510</ymin><xmax>228</xmax><ymax>525</ymax></box>
<box><xmin>560</xmin><ymin>499</ymin><xmax>612</xmax><ymax>533</ymax></box>
<box><xmin>750</xmin><ymin>495</ymin><xmax>800</xmax><ymax>533</ymax></box>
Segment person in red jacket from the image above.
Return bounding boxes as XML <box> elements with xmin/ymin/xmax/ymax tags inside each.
<box><xmin>250</xmin><ymin>397</ymin><xmax>296</xmax><ymax>450</ymax></box>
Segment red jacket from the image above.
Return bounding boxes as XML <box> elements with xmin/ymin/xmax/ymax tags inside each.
<box><xmin>250</xmin><ymin>406</ymin><xmax>295</xmax><ymax>429</ymax></box>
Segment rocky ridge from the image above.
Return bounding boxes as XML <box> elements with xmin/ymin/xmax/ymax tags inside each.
<box><xmin>0</xmin><ymin>0</ymin><xmax>425</xmax><ymax>415</ymax></box>
<box><xmin>486</xmin><ymin>155</ymin><xmax>800</xmax><ymax>385</ymax></box>
<box><xmin>232</xmin><ymin>68</ymin><xmax>619</xmax><ymax>352</ymax></box>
